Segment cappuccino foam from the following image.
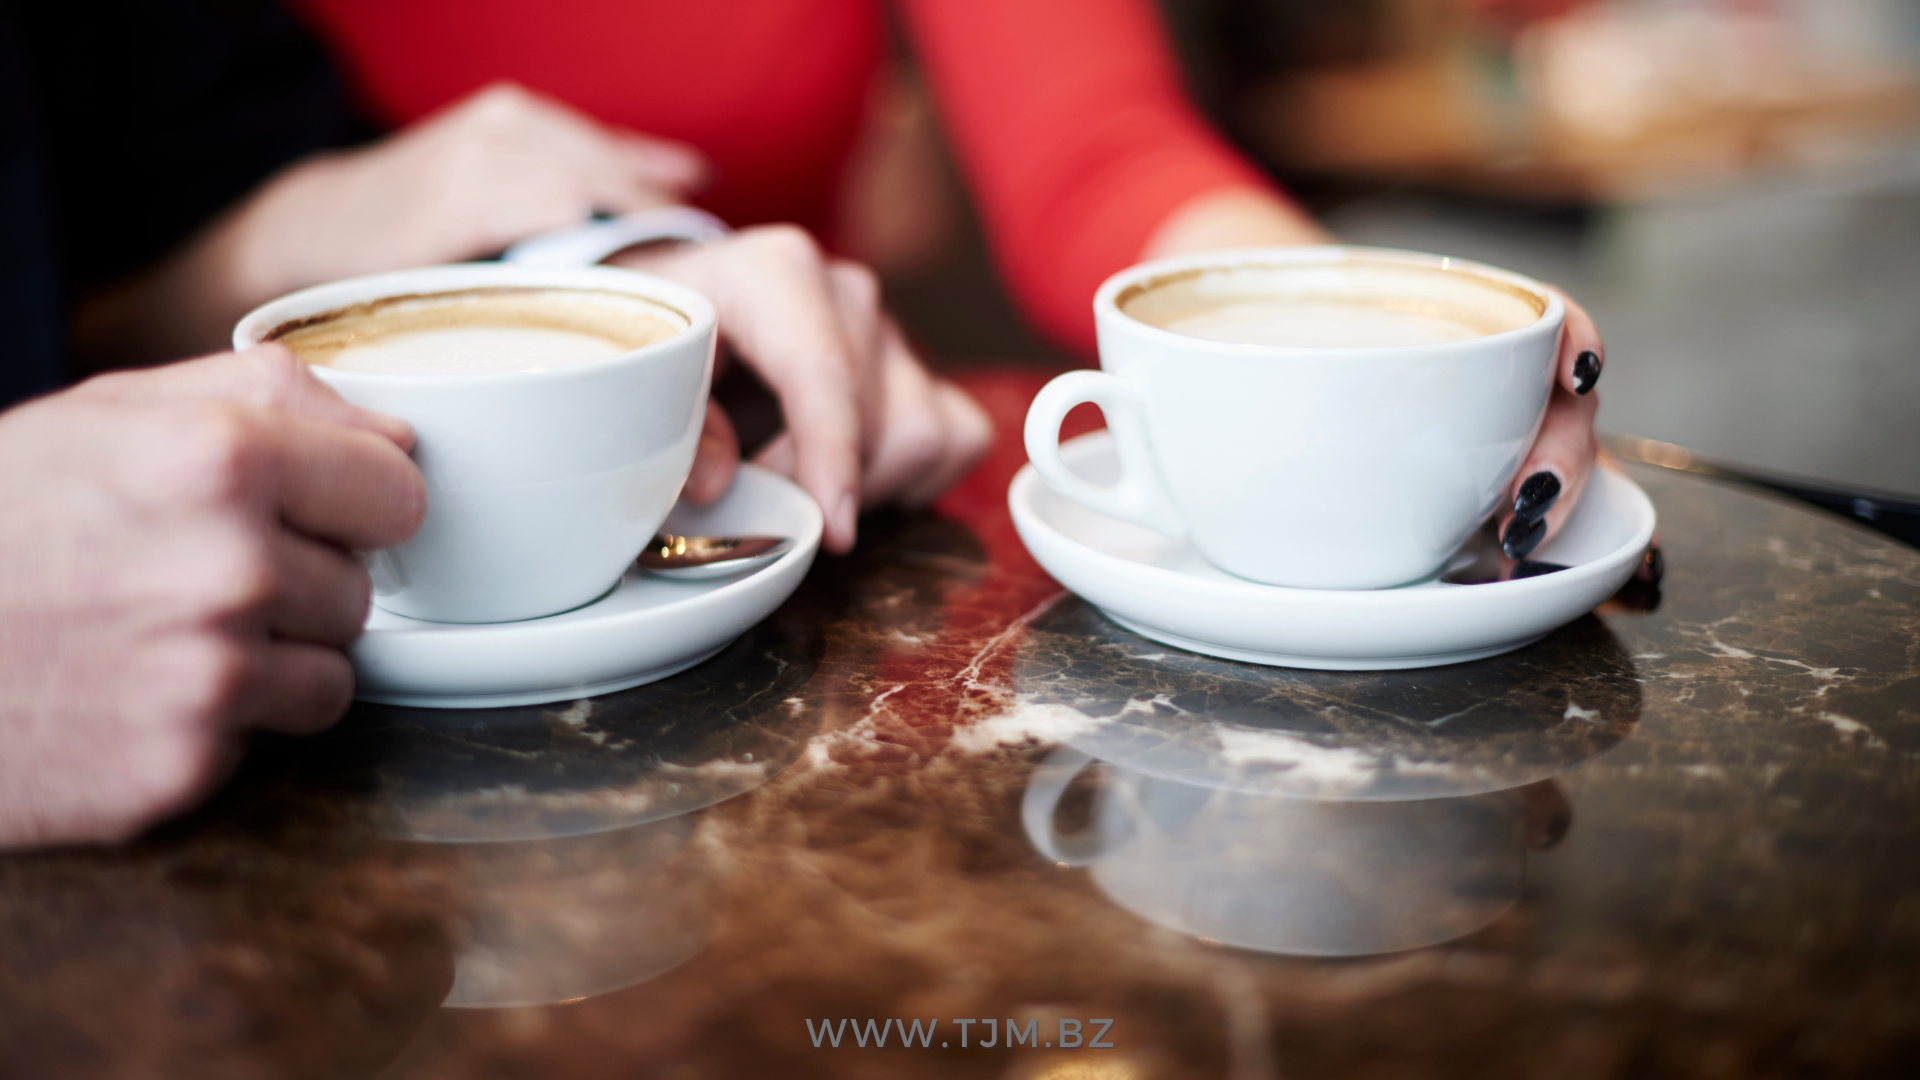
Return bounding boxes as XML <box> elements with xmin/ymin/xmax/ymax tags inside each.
<box><xmin>272</xmin><ymin>287</ymin><xmax>684</xmax><ymax>376</ymax></box>
<box><xmin>1120</xmin><ymin>260</ymin><xmax>1544</xmax><ymax>348</ymax></box>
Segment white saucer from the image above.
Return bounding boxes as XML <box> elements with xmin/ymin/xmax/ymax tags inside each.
<box><xmin>350</xmin><ymin>464</ymin><xmax>821</xmax><ymax>708</ymax></box>
<box><xmin>1010</xmin><ymin>431</ymin><xmax>1656</xmax><ymax>670</ymax></box>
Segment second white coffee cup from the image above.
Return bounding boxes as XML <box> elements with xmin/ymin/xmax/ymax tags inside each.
<box><xmin>235</xmin><ymin>263</ymin><xmax>717</xmax><ymax>623</ymax></box>
<box><xmin>1025</xmin><ymin>246</ymin><xmax>1566</xmax><ymax>590</ymax></box>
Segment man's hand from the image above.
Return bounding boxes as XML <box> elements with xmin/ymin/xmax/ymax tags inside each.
<box><xmin>0</xmin><ymin>347</ymin><xmax>424</xmax><ymax>847</ymax></box>
<box><xmin>615</xmin><ymin>226</ymin><xmax>995</xmax><ymax>553</ymax></box>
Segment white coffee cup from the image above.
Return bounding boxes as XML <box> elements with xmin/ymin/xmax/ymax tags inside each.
<box><xmin>235</xmin><ymin>263</ymin><xmax>717</xmax><ymax>623</ymax></box>
<box><xmin>1024</xmin><ymin>246</ymin><xmax>1566</xmax><ymax>590</ymax></box>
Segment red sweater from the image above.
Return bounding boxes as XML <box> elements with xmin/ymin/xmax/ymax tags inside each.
<box><xmin>294</xmin><ymin>0</ymin><xmax>1271</xmax><ymax>355</ymax></box>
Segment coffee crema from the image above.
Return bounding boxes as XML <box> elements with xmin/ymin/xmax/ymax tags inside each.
<box><xmin>1118</xmin><ymin>260</ymin><xmax>1544</xmax><ymax>348</ymax></box>
<box><xmin>271</xmin><ymin>287</ymin><xmax>685</xmax><ymax>375</ymax></box>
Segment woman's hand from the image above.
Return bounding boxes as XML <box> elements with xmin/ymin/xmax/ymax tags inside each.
<box><xmin>79</xmin><ymin>82</ymin><xmax>708</xmax><ymax>368</ymax></box>
<box><xmin>613</xmin><ymin>226</ymin><xmax>994</xmax><ymax>554</ymax></box>
<box><xmin>1496</xmin><ymin>294</ymin><xmax>1602</xmax><ymax>564</ymax></box>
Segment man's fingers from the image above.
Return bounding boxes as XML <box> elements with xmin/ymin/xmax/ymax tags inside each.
<box><xmin>1498</xmin><ymin>385</ymin><xmax>1599</xmax><ymax>561</ymax></box>
<box><xmin>84</xmin><ymin>347</ymin><xmax>417</xmax><ymax>452</ymax></box>
<box><xmin>264</xmin><ymin>532</ymin><xmax>373</xmax><ymax>647</ymax></box>
<box><xmin>266</xmin><ymin>415</ymin><xmax>427</xmax><ymax>552</ymax></box>
<box><xmin>231</xmin><ymin>641</ymin><xmax>355</xmax><ymax>736</ymax></box>
<box><xmin>685</xmin><ymin>399</ymin><xmax>740</xmax><ymax>505</ymax></box>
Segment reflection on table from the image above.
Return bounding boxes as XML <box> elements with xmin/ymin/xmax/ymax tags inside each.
<box><xmin>1012</xmin><ymin>599</ymin><xmax>1630</xmax><ymax>957</ymax></box>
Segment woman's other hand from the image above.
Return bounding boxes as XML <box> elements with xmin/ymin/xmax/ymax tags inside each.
<box><xmin>613</xmin><ymin>226</ymin><xmax>994</xmax><ymax>554</ymax></box>
<box><xmin>79</xmin><ymin>82</ymin><xmax>709</xmax><ymax>368</ymax></box>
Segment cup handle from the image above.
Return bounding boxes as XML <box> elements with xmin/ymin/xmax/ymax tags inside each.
<box><xmin>1023</xmin><ymin>370</ymin><xmax>1184</xmax><ymax>536</ymax></box>
<box><xmin>1020</xmin><ymin>745</ymin><xmax>1130</xmax><ymax>866</ymax></box>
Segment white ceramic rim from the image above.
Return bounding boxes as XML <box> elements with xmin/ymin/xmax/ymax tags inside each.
<box><xmin>232</xmin><ymin>262</ymin><xmax>718</xmax><ymax>387</ymax></box>
<box><xmin>1094</xmin><ymin>245</ymin><xmax>1567</xmax><ymax>359</ymax></box>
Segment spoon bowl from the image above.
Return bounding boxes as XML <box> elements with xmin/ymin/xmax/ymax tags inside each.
<box><xmin>637</xmin><ymin>534</ymin><xmax>794</xmax><ymax>581</ymax></box>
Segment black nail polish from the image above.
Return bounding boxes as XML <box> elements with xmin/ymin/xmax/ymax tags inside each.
<box><xmin>1634</xmin><ymin>544</ymin><xmax>1665</xmax><ymax>586</ymax></box>
<box><xmin>1512</xmin><ymin>471</ymin><xmax>1561</xmax><ymax>525</ymax></box>
<box><xmin>1573</xmin><ymin>350</ymin><xmax>1601</xmax><ymax>395</ymax></box>
<box><xmin>1513</xmin><ymin>559</ymin><xmax>1570</xmax><ymax>579</ymax></box>
<box><xmin>1502</xmin><ymin>515</ymin><xmax>1546</xmax><ymax>560</ymax></box>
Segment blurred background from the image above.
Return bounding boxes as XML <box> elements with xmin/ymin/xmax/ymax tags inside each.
<box><xmin>848</xmin><ymin>0</ymin><xmax>1920</xmax><ymax>498</ymax></box>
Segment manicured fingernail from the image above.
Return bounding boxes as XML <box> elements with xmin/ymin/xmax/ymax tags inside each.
<box><xmin>1502</xmin><ymin>515</ymin><xmax>1546</xmax><ymax>560</ymax></box>
<box><xmin>1512</xmin><ymin>471</ymin><xmax>1561</xmax><ymax>525</ymax></box>
<box><xmin>1574</xmin><ymin>350</ymin><xmax>1601</xmax><ymax>395</ymax></box>
<box><xmin>834</xmin><ymin>492</ymin><xmax>858</xmax><ymax>545</ymax></box>
<box><xmin>1513</xmin><ymin>559</ymin><xmax>1570</xmax><ymax>579</ymax></box>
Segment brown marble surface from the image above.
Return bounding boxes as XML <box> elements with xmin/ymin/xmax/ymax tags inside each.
<box><xmin>3</xmin><ymin>376</ymin><xmax>1918</xmax><ymax>1079</ymax></box>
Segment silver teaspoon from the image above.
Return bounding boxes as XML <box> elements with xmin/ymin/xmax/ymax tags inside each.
<box><xmin>637</xmin><ymin>533</ymin><xmax>794</xmax><ymax>581</ymax></box>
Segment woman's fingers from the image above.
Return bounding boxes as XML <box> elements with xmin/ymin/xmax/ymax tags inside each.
<box><xmin>610</xmin><ymin>131</ymin><xmax>712</xmax><ymax>196</ymax></box>
<box><xmin>465</xmin><ymin>81</ymin><xmax>698</xmax><ymax>216</ymax></box>
<box><xmin>1495</xmin><ymin>291</ymin><xmax>1605</xmax><ymax>562</ymax></box>
<box><xmin>615</xmin><ymin>226</ymin><xmax>991</xmax><ymax>544</ymax></box>
<box><xmin>752</xmin><ymin>430</ymin><xmax>799</xmax><ymax>478</ymax></box>
<box><xmin>863</xmin><ymin>321</ymin><xmax>994</xmax><ymax>507</ymax></box>
<box><xmin>617</xmin><ymin>228</ymin><xmax>870</xmax><ymax>551</ymax></box>
<box><xmin>1558</xmin><ymin>292</ymin><xmax>1603</xmax><ymax>397</ymax></box>
<box><xmin>768</xmin><ymin>313</ymin><xmax>990</xmax><ymax>508</ymax></box>
<box><xmin>903</xmin><ymin>379</ymin><xmax>995</xmax><ymax>507</ymax></box>
<box><xmin>825</xmin><ymin>260</ymin><xmax>891</xmax><ymax>460</ymax></box>
<box><xmin>718</xmin><ymin>233</ymin><xmax>868</xmax><ymax>551</ymax></box>
<box><xmin>859</xmin><ymin>325</ymin><xmax>947</xmax><ymax>503</ymax></box>
<box><xmin>684</xmin><ymin>399</ymin><xmax>741</xmax><ymax>505</ymax></box>
<box><xmin>1499</xmin><ymin>345</ymin><xmax>1603</xmax><ymax>561</ymax></box>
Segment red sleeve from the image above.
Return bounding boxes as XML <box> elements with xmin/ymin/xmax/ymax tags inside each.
<box><xmin>897</xmin><ymin>0</ymin><xmax>1280</xmax><ymax>357</ymax></box>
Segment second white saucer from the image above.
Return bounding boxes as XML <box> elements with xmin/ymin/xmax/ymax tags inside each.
<box><xmin>1010</xmin><ymin>431</ymin><xmax>1655</xmax><ymax>670</ymax></box>
<box><xmin>351</xmin><ymin>464</ymin><xmax>822</xmax><ymax>708</ymax></box>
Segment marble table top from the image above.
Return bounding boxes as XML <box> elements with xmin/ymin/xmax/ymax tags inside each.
<box><xmin>3</xmin><ymin>369</ymin><xmax>1916</xmax><ymax>1079</ymax></box>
